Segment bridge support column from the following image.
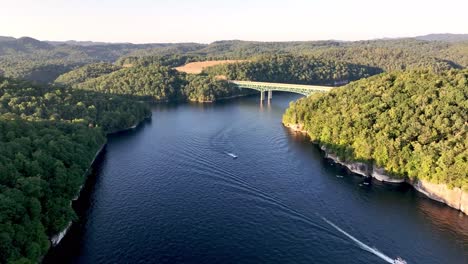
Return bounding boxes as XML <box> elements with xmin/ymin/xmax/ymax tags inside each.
<box><xmin>260</xmin><ymin>91</ymin><xmax>265</xmax><ymax>101</ymax></box>
<box><xmin>268</xmin><ymin>90</ymin><xmax>272</xmax><ymax>100</ymax></box>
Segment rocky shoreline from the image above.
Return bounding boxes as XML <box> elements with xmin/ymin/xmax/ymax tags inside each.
<box><xmin>49</xmin><ymin>117</ymin><xmax>150</xmax><ymax>248</ymax></box>
<box><xmin>49</xmin><ymin>142</ymin><xmax>107</xmax><ymax>246</ymax></box>
<box><xmin>284</xmin><ymin>122</ymin><xmax>467</xmax><ymax>215</ymax></box>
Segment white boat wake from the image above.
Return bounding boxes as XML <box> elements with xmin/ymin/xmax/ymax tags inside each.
<box><xmin>224</xmin><ymin>152</ymin><xmax>238</xmax><ymax>159</ymax></box>
<box><xmin>321</xmin><ymin>217</ymin><xmax>395</xmax><ymax>263</ymax></box>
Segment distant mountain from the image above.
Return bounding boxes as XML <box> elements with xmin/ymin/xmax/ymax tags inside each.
<box><xmin>46</xmin><ymin>40</ymin><xmax>117</xmax><ymax>46</ymax></box>
<box><xmin>0</xmin><ymin>36</ymin><xmax>16</xmax><ymax>42</ymax></box>
<box><xmin>1</xmin><ymin>35</ymin><xmax>467</xmax><ymax>83</ymax></box>
<box><xmin>415</xmin><ymin>33</ymin><xmax>468</xmax><ymax>42</ymax></box>
<box><xmin>44</xmin><ymin>40</ymin><xmax>134</xmax><ymax>47</ymax></box>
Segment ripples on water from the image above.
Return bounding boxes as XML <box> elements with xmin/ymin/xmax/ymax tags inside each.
<box><xmin>45</xmin><ymin>94</ymin><xmax>468</xmax><ymax>264</ymax></box>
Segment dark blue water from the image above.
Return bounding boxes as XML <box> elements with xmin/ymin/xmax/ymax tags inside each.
<box><xmin>45</xmin><ymin>93</ymin><xmax>468</xmax><ymax>264</ymax></box>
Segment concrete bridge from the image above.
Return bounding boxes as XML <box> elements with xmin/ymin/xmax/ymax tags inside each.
<box><xmin>229</xmin><ymin>80</ymin><xmax>334</xmax><ymax>100</ymax></box>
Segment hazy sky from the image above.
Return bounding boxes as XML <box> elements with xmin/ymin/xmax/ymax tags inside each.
<box><xmin>1</xmin><ymin>0</ymin><xmax>467</xmax><ymax>43</ymax></box>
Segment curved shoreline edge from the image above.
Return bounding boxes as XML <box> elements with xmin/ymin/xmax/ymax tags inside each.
<box><xmin>284</xmin><ymin>122</ymin><xmax>467</xmax><ymax>215</ymax></box>
<box><xmin>48</xmin><ymin>118</ymin><xmax>149</xmax><ymax>249</ymax></box>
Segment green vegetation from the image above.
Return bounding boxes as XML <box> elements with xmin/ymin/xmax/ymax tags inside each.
<box><xmin>0</xmin><ymin>120</ymin><xmax>105</xmax><ymax>263</ymax></box>
<box><xmin>60</xmin><ymin>55</ymin><xmax>381</xmax><ymax>103</ymax></box>
<box><xmin>116</xmin><ymin>54</ymin><xmax>205</xmax><ymax>68</ymax></box>
<box><xmin>57</xmin><ymin>63</ymin><xmax>244</xmax><ymax>103</ymax></box>
<box><xmin>54</xmin><ymin>63</ymin><xmax>121</xmax><ymax>87</ymax></box>
<box><xmin>1</xmin><ymin>77</ymin><xmax>150</xmax><ymax>132</ymax></box>
<box><xmin>3</xmin><ymin>36</ymin><xmax>467</xmax><ymax>84</ymax></box>
<box><xmin>74</xmin><ymin>65</ymin><xmax>187</xmax><ymax>101</ymax></box>
<box><xmin>204</xmin><ymin>55</ymin><xmax>381</xmax><ymax>85</ymax></box>
<box><xmin>309</xmin><ymin>44</ymin><xmax>460</xmax><ymax>72</ymax></box>
<box><xmin>184</xmin><ymin>75</ymin><xmax>243</xmax><ymax>102</ymax></box>
<box><xmin>1</xmin><ymin>35</ymin><xmax>468</xmax><ymax>263</ymax></box>
<box><xmin>0</xmin><ymin>37</ymin><xmax>193</xmax><ymax>83</ymax></box>
<box><xmin>283</xmin><ymin>69</ymin><xmax>468</xmax><ymax>189</ymax></box>
<box><xmin>0</xmin><ymin>77</ymin><xmax>150</xmax><ymax>263</ymax></box>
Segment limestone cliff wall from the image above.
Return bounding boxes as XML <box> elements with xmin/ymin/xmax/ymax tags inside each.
<box><xmin>284</xmin><ymin>122</ymin><xmax>467</xmax><ymax>215</ymax></box>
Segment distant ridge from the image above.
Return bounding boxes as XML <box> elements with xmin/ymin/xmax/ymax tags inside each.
<box><xmin>46</xmin><ymin>40</ymin><xmax>120</xmax><ymax>46</ymax></box>
<box><xmin>415</xmin><ymin>33</ymin><xmax>468</xmax><ymax>42</ymax></box>
<box><xmin>0</xmin><ymin>36</ymin><xmax>16</xmax><ymax>42</ymax></box>
<box><xmin>1</xmin><ymin>34</ymin><xmax>468</xmax><ymax>45</ymax></box>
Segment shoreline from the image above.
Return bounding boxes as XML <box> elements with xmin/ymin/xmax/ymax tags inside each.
<box><xmin>188</xmin><ymin>93</ymin><xmax>254</xmax><ymax>103</ymax></box>
<box><xmin>49</xmin><ymin>143</ymin><xmax>107</xmax><ymax>247</ymax></box>
<box><xmin>47</xmin><ymin>94</ymin><xmax>251</xmax><ymax>250</ymax></box>
<box><xmin>48</xmin><ymin>117</ymin><xmax>150</xmax><ymax>250</ymax></box>
<box><xmin>284</xmin><ymin>122</ymin><xmax>467</xmax><ymax>215</ymax></box>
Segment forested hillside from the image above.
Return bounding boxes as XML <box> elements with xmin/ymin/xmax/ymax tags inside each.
<box><xmin>283</xmin><ymin>69</ymin><xmax>468</xmax><ymax>189</ymax></box>
<box><xmin>2</xmin><ymin>36</ymin><xmax>467</xmax><ymax>84</ymax></box>
<box><xmin>0</xmin><ymin>37</ymin><xmax>194</xmax><ymax>83</ymax></box>
<box><xmin>0</xmin><ymin>77</ymin><xmax>150</xmax><ymax>263</ymax></box>
<box><xmin>74</xmin><ymin>65</ymin><xmax>187</xmax><ymax>101</ymax></box>
<box><xmin>57</xmin><ymin>55</ymin><xmax>380</xmax><ymax>102</ymax></box>
<box><xmin>204</xmin><ymin>55</ymin><xmax>382</xmax><ymax>85</ymax></box>
<box><xmin>308</xmin><ymin>42</ymin><xmax>466</xmax><ymax>72</ymax></box>
<box><xmin>184</xmin><ymin>75</ymin><xmax>245</xmax><ymax>102</ymax></box>
<box><xmin>54</xmin><ymin>63</ymin><xmax>121</xmax><ymax>87</ymax></box>
<box><xmin>1</xmin><ymin>35</ymin><xmax>467</xmax><ymax>263</ymax></box>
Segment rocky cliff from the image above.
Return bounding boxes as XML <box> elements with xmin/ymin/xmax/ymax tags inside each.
<box><xmin>285</xmin><ymin>122</ymin><xmax>467</xmax><ymax>215</ymax></box>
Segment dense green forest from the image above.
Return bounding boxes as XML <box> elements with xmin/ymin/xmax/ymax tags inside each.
<box><xmin>0</xmin><ymin>37</ymin><xmax>190</xmax><ymax>83</ymax></box>
<box><xmin>56</xmin><ymin>63</ymin><xmax>246</xmax><ymax>102</ymax></box>
<box><xmin>183</xmin><ymin>75</ymin><xmax>246</xmax><ymax>102</ymax></box>
<box><xmin>1</xmin><ymin>34</ymin><xmax>468</xmax><ymax>263</ymax></box>
<box><xmin>0</xmin><ymin>77</ymin><xmax>150</xmax><ymax>263</ymax></box>
<box><xmin>57</xmin><ymin>55</ymin><xmax>379</xmax><ymax>102</ymax></box>
<box><xmin>203</xmin><ymin>55</ymin><xmax>382</xmax><ymax>85</ymax></box>
<box><xmin>308</xmin><ymin>43</ymin><xmax>464</xmax><ymax>72</ymax></box>
<box><xmin>2</xmin><ymin>36</ymin><xmax>467</xmax><ymax>83</ymax></box>
<box><xmin>54</xmin><ymin>63</ymin><xmax>122</xmax><ymax>87</ymax></box>
<box><xmin>283</xmin><ymin>69</ymin><xmax>468</xmax><ymax>189</ymax></box>
<box><xmin>74</xmin><ymin>65</ymin><xmax>187</xmax><ymax>101</ymax></box>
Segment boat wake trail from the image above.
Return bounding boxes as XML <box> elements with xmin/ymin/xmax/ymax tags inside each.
<box><xmin>224</xmin><ymin>151</ymin><xmax>238</xmax><ymax>159</ymax></box>
<box><xmin>321</xmin><ymin>216</ymin><xmax>394</xmax><ymax>263</ymax></box>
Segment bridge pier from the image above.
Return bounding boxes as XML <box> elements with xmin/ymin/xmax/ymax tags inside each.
<box><xmin>260</xmin><ymin>91</ymin><xmax>265</xmax><ymax>101</ymax></box>
<box><xmin>268</xmin><ymin>90</ymin><xmax>272</xmax><ymax>100</ymax></box>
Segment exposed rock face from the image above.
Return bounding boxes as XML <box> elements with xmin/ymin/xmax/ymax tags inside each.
<box><xmin>51</xmin><ymin>222</ymin><xmax>72</xmax><ymax>246</ymax></box>
<box><xmin>372</xmin><ymin>165</ymin><xmax>405</xmax><ymax>183</ymax></box>
<box><xmin>413</xmin><ymin>179</ymin><xmax>467</xmax><ymax>215</ymax></box>
<box><xmin>49</xmin><ymin>143</ymin><xmax>106</xmax><ymax>247</ymax></box>
<box><xmin>287</xmin><ymin>123</ymin><xmax>306</xmax><ymax>133</ymax></box>
<box><xmin>284</xmin><ymin>122</ymin><xmax>467</xmax><ymax>215</ymax></box>
<box><xmin>323</xmin><ymin>150</ymin><xmax>370</xmax><ymax>177</ymax></box>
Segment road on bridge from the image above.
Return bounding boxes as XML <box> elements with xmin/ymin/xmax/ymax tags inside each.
<box><xmin>229</xmin><ymin>80</ymin><xmax>334</xmax><ymax>97</ymax></box>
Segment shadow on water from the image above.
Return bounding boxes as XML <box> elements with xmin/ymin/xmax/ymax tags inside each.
<box><xmin>43</xmin><ymin>146</ymin><xmax>109</xmax><ymax>263</ymax></box>
<box><xmin>44</xmin><ymin>118</ymin><xmax>153</xmax><ymax>262</ymax></box>
<box><xmin>284</xmin><ymin>124</ymin><xmax>468</xmax><ymax>238</ymax></box>
<box><xmin>44</xmin><ymin>92</ymin><xmax>467</xmax><ymax>264</ymax></box>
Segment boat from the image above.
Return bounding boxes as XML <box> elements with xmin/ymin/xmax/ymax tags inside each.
<box><xmin>394</xmin><ymin>257</ymin><xmax>407</xmax><ymax>264</ymax></box>
<box><xmin>362</xmin><ymin>182</ymin><xmax>370</xmax><ymax>185</ymax></box>
<box><xmin>336</xmin><ymin>175</ymin><xmax>344</xmax><ymax>178</ymax></box>
<box><xmin>225</xmin><ymin>152</ymin><xmax>238</xmax><ymax>159</ymax></box>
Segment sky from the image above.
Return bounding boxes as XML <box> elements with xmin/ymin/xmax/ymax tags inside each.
<box><xmin>1</xmin><ymin>0</ymin><xmax>467</xmax><ymax>43</ymax></box>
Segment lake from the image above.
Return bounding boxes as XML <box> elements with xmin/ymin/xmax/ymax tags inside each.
<box><xmin>44</xmin><ymin>93</ymin><xmax>468</xmax><ymax>264</ymax></box>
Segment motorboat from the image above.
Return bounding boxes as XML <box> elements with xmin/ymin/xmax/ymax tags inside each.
<box><xmin>226</xmin><ymin>152</ymin><xmax>238</xmax><ymax>159</ymax></box>
<box><xmin>394</xmin><ymin>257</ymin><xmax>407</xmax><ymax>264</ymax></box>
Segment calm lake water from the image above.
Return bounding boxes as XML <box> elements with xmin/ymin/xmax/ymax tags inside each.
<box><xmin>44</xmin><ymin>93</ymin><xmax>468</xmax><ymax>264</ymax></box>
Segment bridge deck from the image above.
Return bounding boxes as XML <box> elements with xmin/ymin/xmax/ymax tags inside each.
<box><xmin>229</xmin><ymin>80</ymin><xmax>334</xmax><ymax>93</ymax></box>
